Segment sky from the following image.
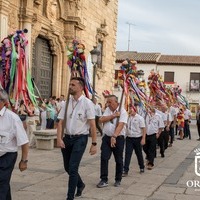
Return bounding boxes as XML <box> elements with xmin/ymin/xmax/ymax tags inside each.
<box><xmin>116</xmin><ymin>0</ymin><xmax>200</xmax><ymax>55</ymax></box>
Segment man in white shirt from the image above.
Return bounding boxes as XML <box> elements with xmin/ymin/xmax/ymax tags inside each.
<box><xmin>184</xmin><ymin>106</ymin><xmax>192</xmax><ymax>139</ymax></box>
<box><xmin>0</xmin><ymin>89</ymin><xmax>29</xmax><ymax>200</ymax></box>
<box><xmin>157</xmin><ymin>106</ymin><xmax>172</xmax><ymax>158</ymax></box>
<box><xmin>57</xmin><ymin>77</ymin><xmax>97</xmax><ymax>200</ymax></box>
<box><xmin>96</xmin><ymin>95</ymin><xmax>128</xmax><ymax>188</ymax></box>
<box><xmin>92</xmin><ymin>97</ymin><xmax>103</xmax><ymax>136</ymax></box>
<box><xmin>143</xmin><ymin>108</ymin><xmax>164</xmax><ymax>170</ymax></box>
<box><xmin>168</xmin><ymin>104</ymin><xmax>177</xmax><ymax>146</ymax></box>
<box><xmin>123</xmin><ymin>106</ymin><xmax>146</xmax><ymax>176</ymax></box>
<box><xmin>196</xmin><ymin>105</ymin><xmax>200</xmax><ymax>140</ymax></box>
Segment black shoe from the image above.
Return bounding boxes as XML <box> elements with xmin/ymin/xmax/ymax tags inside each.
<box><xmin>114</xmin><ymin>181</ymin><xmax>121</xmax><ymax>187</ymax></box>
<box><xmin>147</xmin><ymin>164</ymin><xmax>153</xmax><ymax>170</ymax></box>
<box><xmin>140</xmin><ymin>169</ymin><xmax>144</xmax><ymax>173</ymax></box>
<box><xmin>75</xmin><ymin>183</ymin><xmax>85</xmax><ymax>197</ymax></box>
<box><xmin>197</xmin><ymin>138</ymin><xmax>200</xmax><ymax>141</ymax></box>
<box><xmin>96</xmin><ymin>180</ymin><xmax>108</xmax><ymax>188</ymax></box>
<box><xmin>122</xmin><ymin>171</ymin><xmax>128</xmax><ymax>177</ymax></box>
<box><xmin>161</xmin><ymin>153</ymin><xmax>165</xmax><ymax>158</ymax></box>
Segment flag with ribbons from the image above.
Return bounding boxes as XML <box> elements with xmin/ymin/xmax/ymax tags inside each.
<box><xmin>117</xmin><ymin>59</ymin><xmax>188</xmax><ymax>114</ymax></box>
<box><xmin>66</xmin><ymin>39</ymin><xmax>94</xmax><ymax>98</ymax></box>
<box><xmin>0</xmin><ymin>29</ymin><xmax>38</xmax><ymax>112</ymax></box>
<box><xmin>118</xmin><ymin>58</ymin><xmax>150</xmax><ymax>113</ymax></box>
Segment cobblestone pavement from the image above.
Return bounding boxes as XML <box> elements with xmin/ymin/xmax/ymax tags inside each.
<box><xmin>12</xmin><ymin>125</ymin><xmax>200</xmax><ymax>200</ymax></box>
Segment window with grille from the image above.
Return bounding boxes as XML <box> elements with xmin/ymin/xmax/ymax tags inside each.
<box><xmin>190</xmin><ymin>73</ymin><xmax>200</xmax><ymax>91</ymax></box>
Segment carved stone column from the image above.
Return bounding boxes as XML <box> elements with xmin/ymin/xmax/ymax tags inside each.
<box><xmin>0</xmin><ymin>0</ymin><xmax>10</xmax><ymax>40</ymax></box>
<box><xmin>18</xmin><ymin>0</ymin><xmax>34</xmax><ymax>69</ymax></box>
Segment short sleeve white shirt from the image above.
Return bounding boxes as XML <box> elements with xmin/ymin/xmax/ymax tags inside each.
<box><xmin>170</xmin><ymin>106</ymin><xmax>177</xmax><ymax>121</ymax></box>
<box><xmin>102</xmin><ymin>107</ymin><xmax>128</xmax><ymax>137</ymax></box>
<box><xmin>146</xmin><ymin>113</ymin><xmax>165</xmax><ymax>135</ymax></box>
<box><xmin>0</xmin><ymin>107</ymin><xmax>29</xmax><ymax>157</ymax></box>
<box><xmin>184</xmin><ymin>109</ymin><xmax>192</xmax><ymax>120</ymax></box>
<box><xmin>126</xmin><ymin>114</ymin><xmax>145</xmax><ymax>137</ymax></box>
<box><xmin>94</xmin><ymin>104</ymin><xmax>102</xmax><ymax>117</ymax></box>
<box><xmin>58</xmin><ymin>95</ymin><xmax>95</xmax><ymax>135</ymax></box>
<box><xmin>161</xmin><ymin>112</ymin><xmax>172</xmax><ymax>126</ymax></box>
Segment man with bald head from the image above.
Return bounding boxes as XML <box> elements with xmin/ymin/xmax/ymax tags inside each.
<box><xmin>97</xmin><ymin>95</ymin><xmax>128</xmax><ymax>188</ymax></box>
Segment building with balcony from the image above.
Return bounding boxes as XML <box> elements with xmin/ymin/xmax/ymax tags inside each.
<box><xmin>115</xmin><ymin>51</ymin><xmax>200</xmax><ymax>118</ymax></box>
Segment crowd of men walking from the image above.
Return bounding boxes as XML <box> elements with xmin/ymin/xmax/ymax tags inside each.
<box><xmin>0</xmin><ymin>77</ymin><xmax>196</xmax><ymax>200</ymax></box>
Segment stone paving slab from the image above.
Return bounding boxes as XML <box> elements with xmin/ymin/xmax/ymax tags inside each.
<box><xmin>11</xmin><ymin>125</ymin><xmax>200</xmax><ymax>200</ymax></box>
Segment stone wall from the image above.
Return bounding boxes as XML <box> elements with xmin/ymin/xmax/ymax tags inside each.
<box><xmin>0</xmin><ymin>0</ymin><xmax>118</xmax><ymax>102</ymax></box>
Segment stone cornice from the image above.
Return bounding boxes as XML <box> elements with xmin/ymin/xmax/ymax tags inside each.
<box><xmin>65</xmin><ymin>16</ymin><xmax>85</xmax><ymax>30</ymax></box>
<box><xmin>103</xmin><ymin>0</ymin><xmax>111</xmax><ymax>5</ymax></box>
<box><xmin>0</xmin><ymin>0</ymin><xmax>10</xmax><ymax>14</ymax></box>
<box><xmin>97</xmin><ymin>28</ymin><xmax>108</xmax><ymax>37</ymax></box>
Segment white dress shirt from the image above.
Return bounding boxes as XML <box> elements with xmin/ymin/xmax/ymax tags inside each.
<box><xmin>102</xmin><ymin>106</ymin><xmax>128</xmax><ymax>137</ymax></box>
<box><xmin>126</xmin><ymin>114</ymin><xmax>145</xmax><ymax>138</ymax></box>
<box><xmin>94</xmin><ymin>103</ymin><xmax>102</xmax><ymax>117</ymax></box>
<box><xmin>58</xmin><ymin>95</ymin><xmax>95</xmax><ymax>135</ymax></box>
<box><xmin>184</xmin><ymin>109</ymin><xmax>192</xmax><ymax>120</ymax></box>
<box><xmin>0</xmin><ymin>106</ymin><xmax>29</xmax><ymax>157</ymax></box>
<box><xmin>169</xmin><ymin>106</ymin><xmax>177</xmax><ymax>121</ymax></box>
<box><xmin>146</xmin><ymin>113</ymin><xmax>165</xmax><ymax>135</ymax></box>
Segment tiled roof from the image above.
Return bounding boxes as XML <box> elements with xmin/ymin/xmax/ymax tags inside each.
<box><xmin>157</xmin><ymin>55</ymin><xmax>200</xmax><ymax>65</ymax></box>
<box><xmin>116</xmin><ymin>51</ymin><xmax>200</xmax><ymax>65</ymax></box>
<box><xmin>116</xmin><ymin>51</ymin><xmax>161</xmax><ymax>63</ymax></box>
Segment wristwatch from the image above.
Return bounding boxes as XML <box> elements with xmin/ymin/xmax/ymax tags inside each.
<box><xmin>92</xmin><ymin>142</ymin><xmax>97</xmax><ymax>146</ymax></box>
<box><xmin>21</xmin><ymin>159</ymin><xmax>28</xmax><ymax>163</ymax></box>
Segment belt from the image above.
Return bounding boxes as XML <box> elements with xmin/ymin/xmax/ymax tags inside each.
<box><xmin>146</xmin><ymin>133</ymin><xmax>156</xmax><ymax>136</ymax></box>
<box><xmin>105</xmin><ymin>135</ymin><xmax>124</xmax><ymax>138</ymax></box>
<box><xmin>65</xmin><ymin>134</ymin><xmax>87</xmax><ymax>138</ymax></box>
<box><xmin>127</xmin><ymin>136</ymin><xmax>142</xmax><ymax>139</ymax></box>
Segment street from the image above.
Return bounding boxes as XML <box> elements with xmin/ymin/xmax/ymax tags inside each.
<box><xmin>12</xmin><ymin>125</ymin><xmax>200</xmax><ymax>200</ymax></box>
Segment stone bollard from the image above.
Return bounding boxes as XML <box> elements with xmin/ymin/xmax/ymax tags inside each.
<box><xmin>33</xmin><ymin>129</ymin><xmax>57</xmax><ymax>150</ymax></box>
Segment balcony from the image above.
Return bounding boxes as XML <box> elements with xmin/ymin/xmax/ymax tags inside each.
<box><xmin>186</xmin><ymin>81</ymin><xmax>200</xmax><ymax>92</ymax></box>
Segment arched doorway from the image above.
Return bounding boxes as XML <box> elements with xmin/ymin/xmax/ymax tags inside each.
<box><xmin>32</xmin><ymin>37</ymin><xmax>53</xmax><ymax>99</ymax></box>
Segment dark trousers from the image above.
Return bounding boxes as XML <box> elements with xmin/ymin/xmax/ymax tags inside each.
<box><xmin>169</xmin><ymin>122</ymin><xmax>175</xmax><ymax>144</ymax></box>
<box><xmin>157</xmin><ymin>128</ymin><xmax>169</xmax><ymax>156</ymax></box>
<box><xmin>95</xmin><ymin>116</ymin><xmax>103</xmax><ymax>135</ymax></box>
<box><xmin>175</xmin><ymin>124</ymin><xmax>178</xmax><ymax>135</ymax></box>
<box><xmin>143</xmin><ymin>134</ymin><xmax>157</xmax><ymax>166</ymax></box>
<box><xmin>0</xmin><ymin>152</ymin><xmax>18</xmax><ymax>200</ymax></box>
<box><xmin>197</xmin><ymin>122</ymin><xmax>200</xmax><ymax>138</ymax></box>
<box><xmin>184</xmin><ymin>120</ymin><xmax>191</xmax><ymax>139</ymax></box>
<box><xmin>46</xmin><ymin>118</ymin><xmax>54</xmax><ymax>129</ymax></box>
<box><xmin>61</xmin><ymin>135</ymin><xmax>88</xmax><ymax>200</ymax></box>
<box><xmin>124</xmin><ymin>136</ymin><xmax>144</xmax><ymax>172</ymax></box>
<box><xmin>100</xmin><ymin>135</ymin><xmax>124</xmax><ymax>182</ymax></box>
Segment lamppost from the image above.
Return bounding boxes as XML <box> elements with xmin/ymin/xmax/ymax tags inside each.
<box><xmin>90</xmin><ymin>46</ymin><xmax>100</xmax><ymax>99</ymax></box>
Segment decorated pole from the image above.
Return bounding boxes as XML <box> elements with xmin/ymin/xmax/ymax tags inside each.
<box><xmin>0</xmin><ymin>29</ymin><xmax>38</xmax><ymax>112</ymax></box>
<box><xmin>61</xmin><ymin>39</ymin><xmax>95</xmax><ymax>136</ymax></box>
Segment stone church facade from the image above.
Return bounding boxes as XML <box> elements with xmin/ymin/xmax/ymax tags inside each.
<box><xmin>0</xmin><ymin>0</ymin><xmax>118</xmax><ymax>99</ymax></box>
